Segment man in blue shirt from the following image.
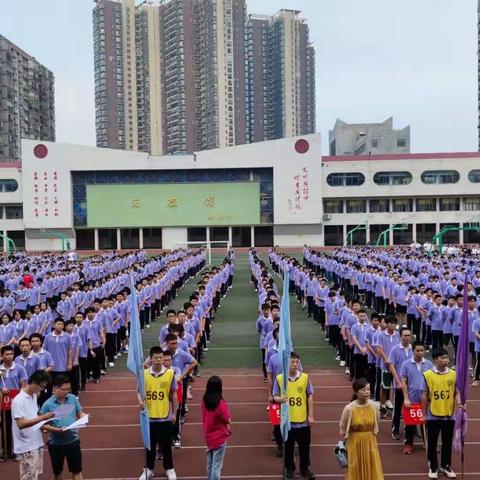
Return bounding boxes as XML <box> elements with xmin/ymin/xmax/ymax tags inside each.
<box><xmin>40</xmin><ymin>374</ymin><xmax>87</xmax><ymax>480</ymax></box>
<box><xmin>400</xmin><ymin>341</ymin><xmax>433</xmax><ymax>454</ymax></box>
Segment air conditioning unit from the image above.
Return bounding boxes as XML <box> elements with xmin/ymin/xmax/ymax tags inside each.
<box><xmin>322</xmin><ymin>214</ymin><xmax>332</xmax><ymax>221</ymax></box>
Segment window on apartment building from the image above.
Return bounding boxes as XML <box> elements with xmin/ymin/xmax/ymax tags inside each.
<box><xmin>346</xmin><ymin>200</ymin><xmax>367</xmax><ymax>213</ymax></box>
<box><xmin>323</xmin><ymin>200</ymin><xmax>343</xmax><ymax>214</ymax></box>
<box><xmin>373</xmin><ymin>171</ymin><xmax>412</xmax><ymax>186</ymax></box>
<box><xmin>326</xmin><ymin>172</ymin><xmax>365</xmax><ymax>187</ymax></box>
<box><xmin>397</xmin><ymin>138</ymin><xmax>407</xmax><ymax>147</ymax></box>
<box><xmin>369</xmin><ymin>199</ymin><xmax>390</xmax><ymax>213</ymax></box>
<box><xmin>421</xmin><ymin>170</ymin><xmax>460</xmax><ymax>184</ymax></box>
<box><xmin>371</xmin><ymin>139</ymin><xmax>379</xmax><ymax>148</ymax></box>
<box><xmin>0</xmin><ymin>180</ymin><xmax>18</xmax><ymax>192</ymax></box>
<box><xmin>392</xmin><ymin>199</ymin><xmax>413</xmax><ymax>212</ymax></box>
<box><xmin>416</xmin><ymin>198</ymin><xmax>436</xmax><ymax>212</ymax></box>
<box><xmin>464</xmin><ymin>197</ymin><xmax>480</xmax><ymax>211</ymax></box>
<box><xmin>439</xmin><ymin>198</ymin><xmax>460</xmax><ymax>211</ymax></box>
<box><xmin>468</xmin><ymin>170</ymin><xmax>480</xmax><ymax>183</ymax></box>
<box><xmin>5</xmin><ymin>205</ymin><xmax>23</xmax><ymax>219</ymax></box>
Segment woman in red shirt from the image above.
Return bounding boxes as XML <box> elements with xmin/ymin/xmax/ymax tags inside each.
<box><xmin>201</xmin><ymin>376</ymin><xmax>231</xmax><ymax>480</ymax></box>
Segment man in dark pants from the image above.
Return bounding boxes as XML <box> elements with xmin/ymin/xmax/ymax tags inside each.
<box><xmin>138</xmin><ymin>347</ymin><xmax>178</xmax><ymax>480</ymax></box>
<box><xmin>273</xmin><ymin>352</ymin><xmax>315</xmax><ymax>480</ymax></box>
<box><xmin>422</xmin><ymin>348</ymin><xmax>463</xmax><ymax>479</ymax></box>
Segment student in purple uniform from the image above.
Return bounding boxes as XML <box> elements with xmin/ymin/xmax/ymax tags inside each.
<box><xmin>256</xmin><ymin>303</ymin><xmax>271</xmax><ymax>382</ymax></box>
<box><xmin>351</xmin><ymin>309</ymin><xmax>369</xmax><ymax>380</ymax></box>
<box><xmin>74</xmin><ymin>312</ymin><xmax>92</xmax><ymax>391</ymax></box>
<box><xmin>65</xmin><ymin>321</ymin><xmax>81</xmax><ymax>396</ymax></box>
<box><xmin>428</xmin><ymin>295</ymin><xmax>445</xmax><ymax>350</ymax></box>
<box><xmin>0</xmin><ymin>313</ymin><xmax>16</xmax><ymax>349</ymax></box>
<box><xmin>14</xmin><ymin>338</ymin><xmax>42</xmax><ymax>378</ymax></box>
<box><xmin>0</xmin><ymin>345</ymin><xmax>28</xmax><ymax>459</ymax></box>
<box><xmin>43</xmin><ymin>319</ymin><xmax>73</xmax><ymax>383</ymax></box>
<box><xmin>387</xmin><ymin>327</ymin><xmax>413</xmax><ymax>440</ymax></box>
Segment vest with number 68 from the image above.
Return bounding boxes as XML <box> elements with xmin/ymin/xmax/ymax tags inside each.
<box><xmin>144</xmin><ymin>368</ymin><xmax>174</xmax><ymax>419</ymax></box>
<box><xmin>276</xmin><ymin>372</ymin><xmax>309</xmax><ymax>423</ymax></box>
<box><xmin>423</xmin><ymin>369</ymin><xmax>456</xmax><ymax>417</ymax></box>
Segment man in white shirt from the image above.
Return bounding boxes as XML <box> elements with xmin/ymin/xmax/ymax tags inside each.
<box><xmin>11</xmin><ymin>370</ymin><xmax>55</xmax><ymax>480</ymax></box>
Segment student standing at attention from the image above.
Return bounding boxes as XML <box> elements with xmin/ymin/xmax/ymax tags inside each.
<box><xmin>138</xmin><ymin>346</ymin><xmax>178</xmax><ymax>480</ymax></box>
<box><xmin>201</xmin><ymin>376</ymin><xmax>231</xmax><ymax>480</ymax></box>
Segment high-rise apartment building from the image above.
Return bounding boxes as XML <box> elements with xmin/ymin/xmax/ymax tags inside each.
<box><xmin>93</xmin><ymin>0</ymin><xmax>315</xmax><ymax>155</ymax></box>
<box><xmin>246</xmin><ymin>10</ymin><xmax>316</xmax><ymax>143</ymax></box>
<box><xmin>0</xmin><ymin>34</ymin><xmax>55</xmax><ymax>162</ymax></box>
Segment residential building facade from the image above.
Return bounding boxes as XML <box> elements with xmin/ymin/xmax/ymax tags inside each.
<box><xmin>0</xmin><ymin>34</ymin><xmax>55</xmax><ymax>163</ymax></box>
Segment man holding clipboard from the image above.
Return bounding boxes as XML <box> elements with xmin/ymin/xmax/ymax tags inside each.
<box><xmin>40</xmin><ymin>374</ymin><xmax>88</xmax><ymax>480</ymax></box>
<box><xmin>400</xmin><ymin>340</ymin><xmax>432</xmax><ymax>454</ymax></box>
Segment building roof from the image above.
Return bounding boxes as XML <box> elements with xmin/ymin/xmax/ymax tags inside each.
<box><xmin>322</xmin><ymin>152</ymin><xmax>480</xmax><ymax>162</ymax></box>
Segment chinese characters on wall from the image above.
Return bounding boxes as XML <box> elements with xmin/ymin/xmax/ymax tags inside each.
<box><xmin>288</xmin><ymin>167</ymin><xmax>310</xmax><ymax>211</ymax></box>
<box><xmin>32</xmin><ymin>170</ymin><xmax>60</xmax><ymax>218</ymax></box>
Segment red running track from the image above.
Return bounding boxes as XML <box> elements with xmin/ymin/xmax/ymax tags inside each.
<box><xmin>2</xmin><ymin>368</ymin><xmax>480</xmax><ymax>479</ymax></box>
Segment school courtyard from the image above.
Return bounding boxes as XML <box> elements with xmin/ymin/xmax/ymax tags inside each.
<box><xmin>2</xmin><ymin>252</ymin><xmax>479</xmax><ymax>480</ymax></box>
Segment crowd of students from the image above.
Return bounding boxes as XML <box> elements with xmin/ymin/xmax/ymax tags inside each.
<box><xmin>263</xmin><ymin>245</ymin><xmax>478</xmax><ymax>479</ymax></box>
<box><xmin>0</xmin><ymin>248</ymin><xmax>212</xmax><ymax>478</ymax></box>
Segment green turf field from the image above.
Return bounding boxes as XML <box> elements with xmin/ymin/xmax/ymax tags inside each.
<box><xmin>140</xmin><ymin>253</ymin><xmax>338</xmax><ymax>370</ymax></box>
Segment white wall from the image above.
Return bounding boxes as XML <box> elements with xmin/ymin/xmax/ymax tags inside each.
<box><xmin>274</xmin><ymin>224</ymin><xmax>322</xmax><ymax>247</ymax></box>
<box><xmin>162</xmin><ymin>227</ymin><xmax>188</xmax><ymax>249</ymax></box>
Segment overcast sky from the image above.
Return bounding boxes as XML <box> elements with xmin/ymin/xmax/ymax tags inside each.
<box><xmin>1</xmin><ymin>0</ymin><xmax>477</xmax><ymax>153</ymax></box>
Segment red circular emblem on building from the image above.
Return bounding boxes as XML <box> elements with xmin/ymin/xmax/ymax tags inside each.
<box><xmin>294</xmin><ymin>139</ymin><xmax>309</xmax><ymax>154</ymax></box>
<box><xmin>33</xmin><ymin>144</ymin><xmax>48</xmax><ymax>159</ymax></box>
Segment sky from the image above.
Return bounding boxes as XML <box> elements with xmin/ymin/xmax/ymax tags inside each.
<box><xmin>0</xmin><ymin>0</ymin><xmax>477</xmax><ymax>153</ymax></box>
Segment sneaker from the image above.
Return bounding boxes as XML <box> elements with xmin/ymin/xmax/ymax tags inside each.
<box><xmin>100</xmin><ymin>369</ymin><xmax>106</xmax><ymax>375</ymax></box>
<box><xmin>108</xmin><ymin>362</ymin><xmax>114</xmax><ymax>367</ymax></box>
<box><xmin>472</xmin><ymin>381</ymin><xmax>479</xmax><ymax>387</ymax></box>
<box><xmin>166</xmin><ymin>469</ymin><xmax>177</xmax><ymax>480</ymax></box>
<box><xmin>335</xmin><ymin>355</ymin><xmax>341</xmax><ymax>361</ymax></box>
<box><xmin>391</xmin><ymin>430</ymin><xmax>400</xmax><ymax>441</ymax></box>
<box><xmin>339</xmin><ymin>360</ymin><xmax>346</xmax><ymax>367</ymax></box>
<box><xmin>276</xmin><ymin>446</ymin><xmax>283</xmax><ymax>457</ymax></box>
<box><xmin>428</xmin><ymin>469</ymin><xmax>438</xmax><ymax>479</ymax></box>
<box><xmin>380</xmin><ymin>406</ymin><xmax>388</xmax><ymax>418</ymax></box>
<box><xmin>138</xmin><ymin>468</ymin><xmax>154</xmax><ymax>480</ymax></box>
<box><xmin>439</xmin><ymin>467</ymin><xmax>456</xmax><ymax>479</ymax></box>
<box><xmin>146</xmin><ymin>324</ymin><xmax>151</xmax><ymax>329</ymax></box>
<box><xmin>263</xmin><ymin>377</ymin><xmax>268</xmax><ymax>384</ymax></box>
<box><xmin>386</xmin><ymin>400</ymin><xmax>394</xmax><ymax>410</ymax></box>
<box><xmin>301</xmin><ymin>470</ymin><xmax>315</xmax><ymax>480</ymax></box>
<box><xmin>173</xmin><ymin>438</ymin><xmax>181</xmax><ymax>448</ymax></box>
<box><xmin>403</xmin><ymin>445</ymin><xmax>413</xmax><ymax>455</ymax></box>
<box><xmin>344</xmin><ymin>368</ymin><xmax>350</xmax><ymax>376</ymax></box>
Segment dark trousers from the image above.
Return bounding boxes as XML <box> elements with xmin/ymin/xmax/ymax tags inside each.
<box><xmin>426</xmin><ymin>420</ymin><xmax>454</xmax><ymax>471</ymax></box>
<box><xmin>79</xmin><ymin>357</ymin><xmax>88</xmax><ymax>389</ymax></box>
<box><xmin>261</xmin><ymin>349</ymin><xmax>267</xmax><ymax>379</ymax></box>
<box><xmin>432</xmin><ymin>330</ymin><xmax>443</xmax><ymax>350</ymax></box>
<box><xmin>273</xmin><ymin>424</ymin><xmax>283</xmax><ymax>448</ymax></box>
<box><xmin>407</xmin><ymin>314</ymin><xmax>421</xmax><ymax>339</ymax></box>
<box><xmin>306</xmin><ymin>296</ymin><xmax>314</xmax><ymax>316</ymax></box>
<box><xmin>146</xmin><ymin>421</ymin><xmax>173</xmax><ymax>471</ymax></box>
<box><xmin>318</xmin><ymin>306</ymin><xmax>326</xmax><ymax>328</ymax></box>
<box><xmin>87</xmin><ymin>347</ymin><xmax>102</xmax><ymax>380</ymax></box>
<box><xmin>329</xmin><ymin>325</ymin><xmax>340</xmax><ymax>351</ymax></box>
<box><xmin>367</xmin><ymin>363</ymin><xmax>376</xmax><ymax>397</ymax></box>
<box><xmin>69</xmin><ymin>365</ymin><xmax>80</xmax><ymax>396</ymax></box>
<box><xmin>405</xmin><ymin>424</ymin><xmax>423</xmax><ymax>446</ymax></box>
<box><xmin>475</xmin><ymin>351</ymin><xmax>480</xmax><ymax>381</ymax></box>
<box><xmin>0</xmin><ymin>410</ymin><xmax>12</xmax><ymax>458</ymax></box>
<box><xmin>391</xmin><ymin>388</ymin><xmax>404</xmax><ymax>433</ymax></box>
<box><xmin>353</xmin><ymin>353</ymin><xmax>368</xmax><ymax>380</ymax></box>
<box><xmin>284</xmin><ymin>426</ymin><xmax>311</xmax><ymax>474</ymax></box>
<box><xmin>105</xmin><ymin>333</ymin><xmax>117</xmax><ymax>363</ymax></box>
<box><xmin>375</xmin><ymin>367</ymin><xmax>382</xmax><ymax>401</ymax></box>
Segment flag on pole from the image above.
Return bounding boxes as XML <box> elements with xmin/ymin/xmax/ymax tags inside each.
<box><xmin>127</xmin><ymin>274</ymin><xmax>150</xmax><ymax>449</ymax></box>
<box><xmin>453</xmin><ymin>273</ymin><xmax>469</xmax><ymax>453</ymax></box>
<box><xmin>278</xmin><ymin>270</ymin><xmax>293</xmax><ymax>441</ymax></box>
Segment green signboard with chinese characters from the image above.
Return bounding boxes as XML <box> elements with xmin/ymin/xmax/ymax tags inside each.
<box><xmin>85</xmin><ymin>182</ymin><xmax>260</xmax><ymax>227</ymax></box>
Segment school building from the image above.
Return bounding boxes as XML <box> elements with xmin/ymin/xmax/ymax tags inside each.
<box><xmin>0</xmin><ymin>133</ymin><xmax>479</xmax><ymax>251</ymax></box>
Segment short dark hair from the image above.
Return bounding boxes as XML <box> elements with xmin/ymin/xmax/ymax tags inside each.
<box><xmin>30</xmin><ymin>333</ymin><xmax>43</xmax><ymax>343</ymax></box>
<box><xmin>28</xmin><ymin>369</ymin><xmax>51</xmax><ymax>386</ymax></box>
<box><xmin>52</xmin><ymin>374</ymin><xmax>71</xmax><ymax>388</ymax></box>
<box><xmin>165</xmin><ymin>333</ymin><xmax>177</xmax><ymax>343</ymax></box>
<box><xmin>0</xmin><ymin>345</ymin><xmax>13</xmax><ymax>355</ymax></box>
<box><xmin>149</xmin><ymin>346</ymin><xmax>163</xmax><ymax>357</ymax></box>
<box><xmin>412</xmin><ymin>341</ymin><xmax>424</xmax><ymax>350</ymax></box>
<box><xmin>290</xmin><ymin>351</ymin><xmax>300</xmax><ymax>360</ymax></box>
<box><xmin>432</xmin><ymin>347</ymin><xmax>449</xmax><ymax>359</ymax></box>
<box><xmin>166</xmin><ymin>309</ymin><xmax>176</xmax><ymax>317</ymax></box>
<box><xmin>18</xmin><ymin>338</ymin><xmax>31</xmax><ymax>346</ymax></box>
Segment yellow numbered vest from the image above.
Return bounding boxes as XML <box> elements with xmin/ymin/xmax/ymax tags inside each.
<box><xmin>144</xmin><ymin>368</ymin><xmax>174</xmax><ymax>419</ymax></box>
<box><xmin>276</xmin><ymin>372</ymin><xmax>309</xmax><ymax>423</ymax></box>
<box><xmin>423</xmin><ymin>369</ymin><xmax>456</xmax><ymax>417</ymax></box>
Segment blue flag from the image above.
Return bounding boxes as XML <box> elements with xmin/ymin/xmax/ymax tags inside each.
<box><xmin>278</xmin><ymin>270</ymin><xmax>292</xmax><ymax>441</ymax></box>
<box><xmin>127</xmin><ymin>274</ymin><xmax>150</xmax><ymax>449</ymax></box>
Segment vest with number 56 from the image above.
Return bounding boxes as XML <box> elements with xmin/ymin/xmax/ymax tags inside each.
<box><xmin>276</xmin><ymin>372</ymin><xmax>309</xmax><ymax>423</ymax></box>
<box><xmin>423</xmin><ymin>369</ymin><xmax>456</xmax><ymax>417</ymax></box>
<box><xmin>144</xmin><ymin>368</ymin><xmax>174</xmax><ymax>419</ymax></box>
